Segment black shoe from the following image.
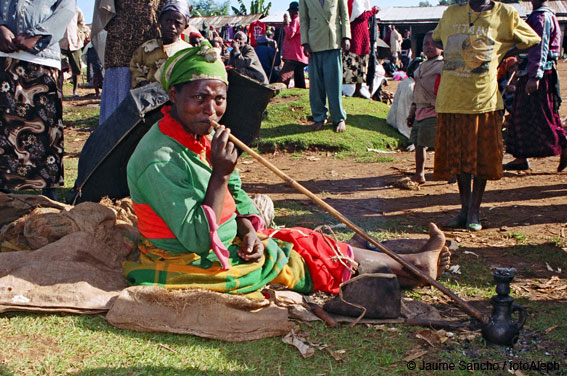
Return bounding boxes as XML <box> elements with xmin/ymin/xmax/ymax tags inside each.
<box><xmin>503</xmin><ymin>161</ymin><xmax>530</xmax><ymax>171</ymax></box>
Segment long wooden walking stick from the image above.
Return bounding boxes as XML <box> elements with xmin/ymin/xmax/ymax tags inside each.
<box><xmin>211</xmin><ymin>120</ymin><xmax>488</xmax><ymax>324</ymax></box>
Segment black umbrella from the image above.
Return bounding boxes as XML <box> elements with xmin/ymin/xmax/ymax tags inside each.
<box><xmin>69</xmin><ymin>69</ymin><xmax>274</xmax><ymax>204</ymax></box>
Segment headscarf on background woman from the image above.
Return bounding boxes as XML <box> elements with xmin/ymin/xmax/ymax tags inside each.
<box><xmin>129</xmin><ymin>0</ymin><xmax>192</xmax><ymax>89</ymax></box>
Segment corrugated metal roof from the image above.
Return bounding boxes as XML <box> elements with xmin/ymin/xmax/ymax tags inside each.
<box><xmin>516</xmin><ymin>1</ymin><xmax>567</xmax><ymax>20</ymax></box>
<box><xmin>189</xmin><ymin>14</ymin><xmax>262</xmax><ymax>29</ymax></box>
<box><xmin>260</xmin><ymin>10</ymin><xmax>287</xmax><ymax>24</ymax></box>
<box><xmin>377</xmin><ymin>1</ymin><xmax>567</xmax><ymax>24</ymax></box>
<box><xmin>377</xmin><ymin>5</ymin><xmax>447</xmax><ymax>23</ymax></box>
<box><xmin>517</xmin><ymin>0</ymin><xmax>567</xmax><ymax>15</ymax></box>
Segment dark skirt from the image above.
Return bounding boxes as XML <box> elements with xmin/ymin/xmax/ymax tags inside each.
<box><xmin>506</xmin><ymin>68</ymin><xmax>567</xmax><ymax>158</ymax></box>
<box><xmin>0</xmin><ymin>58</ymin><xmax>64</xmax><ymax>190</ymax></box>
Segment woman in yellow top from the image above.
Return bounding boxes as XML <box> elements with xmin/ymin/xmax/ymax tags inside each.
<box><xmin>432</xmin><ymin>0</ymin><xmax>540</xmax><ymax>231</ymax></box>
<box><xmin>129</xmin><ymin>0</ymin><xmax>191</xmax><ymax>89</ymax></box>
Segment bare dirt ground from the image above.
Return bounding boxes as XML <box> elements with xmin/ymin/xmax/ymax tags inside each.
<box><xmin>238</xmin><ymin>61</ymin><xmax>567</xmax><ymax>244</ymax></box>
<box><xmin>237</xmin><ymin>61</ymin><xmax>567</xmax><ymax>315</ymax></box>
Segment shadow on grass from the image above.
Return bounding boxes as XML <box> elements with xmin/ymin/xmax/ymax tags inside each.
<box><xmin>65</xmin><ymin>116</ymin><xmax>99</xmax><ymax>129</ymax></box>
<box><xmin>63</xmin><ymin>317</ymin><xmax>412</xmax><ymax>375</ymax></box>
<box><xmin>245</xmin><ymin>172</ymin><xmax>567</xmax><ymax>229</ymax></box>
<box><xmin>74</xmin><ymin>367</ymin><xmax>237</xmax><ymax>375</ymax></box>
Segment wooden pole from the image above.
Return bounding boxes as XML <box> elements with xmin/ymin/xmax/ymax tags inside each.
<box><xmin>212</xmin><ymin>121</ymin><xmax>488</xmax><ymax>324</ymax></box>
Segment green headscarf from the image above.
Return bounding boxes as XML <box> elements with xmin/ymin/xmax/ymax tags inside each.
<box><xmin>159</xmin><ymin>40</ymin><xmax>228</xmax><ymax>91</ymax></box>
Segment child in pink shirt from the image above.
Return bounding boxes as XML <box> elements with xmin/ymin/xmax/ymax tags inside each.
<box><xmin>407</xmin><ymin>31</ymin><xmax>443</xmax><ymax>184</ymax></box>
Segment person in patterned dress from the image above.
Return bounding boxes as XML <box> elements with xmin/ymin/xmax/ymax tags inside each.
<box><xmin>0</xmin><ymin>0</ymin><xmax>75</xmax><ymax>200</ymax></box>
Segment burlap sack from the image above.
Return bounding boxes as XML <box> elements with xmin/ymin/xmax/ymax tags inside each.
<box><xmin>0</xmin><ymin>232</ymin><xmax>127</xmax><ymax>313</ymax></box>
<box><xmin>106</xmin><ymin>286</ymin><xmax>297</xmax><ymax>341</ymax></box>
<box><xmin>0</xmin><ymin>192</ymin><xmax>70</xmax><ymax>228</ymax></box>
<box><xmin>1</xmin><ymin>200</ymin><xmax>138</xmax><ymax>254</ymax></box>
<box><xmin>99</xmin><ymin>197</ymin><xmax>138</xmax><ymax>226</ymax></box>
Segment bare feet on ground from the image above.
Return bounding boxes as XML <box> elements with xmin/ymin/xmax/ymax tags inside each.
<box><xmin>334</xmin><ymin>121</ymin><xmax>346</xmax><ymax>133</ymax></box>
<box><xmin>397</xmin><ymin>223</ymin><xmax>451</xmax><ymax>288</ymax></box>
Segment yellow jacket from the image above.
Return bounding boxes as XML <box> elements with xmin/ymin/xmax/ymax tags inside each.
<box><xmin>299</xmin><ymin>0</ymin><xmax>351</xmax><ymax>53</ymax></box>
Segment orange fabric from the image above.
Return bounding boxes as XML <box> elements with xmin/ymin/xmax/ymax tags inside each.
<box><xmin>133</xmin><ymin>202</ymin><xmax>176</xmax><ymax>239</ymax></box>
<box><xmin>434</xmin><ymin>111</ymin><xmax>504</xmax><ymax>180</ymax></box>
<box><xmin>497</xmin><ymin>57</ymin><xmax>518</xmax><ymax>81</ymax></box>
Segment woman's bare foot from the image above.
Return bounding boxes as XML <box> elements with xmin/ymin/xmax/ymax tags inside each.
<box><xmin>351</xmin><ymin>223</ymin><xmax>450</xmax><ymax>288</ymax></box>
<box><xmin>395</xmin><ymin>223</ymin><xmax>450</xmax><ymax>287</ymax></box>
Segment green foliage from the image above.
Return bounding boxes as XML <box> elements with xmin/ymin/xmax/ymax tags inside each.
<box><xmin>419</xmin><ymin>1</ymin><xmax>432</xmax><ymax>6</ymax></box>
<box><xmin>192</xmin><ymin>0</ymin><xmax>230</xmax><ymax>16</ymax></box>
<box><xmin>231</xmin><ymin>0</ymin><xmax>271</xmax><ymax>17</ymax></box>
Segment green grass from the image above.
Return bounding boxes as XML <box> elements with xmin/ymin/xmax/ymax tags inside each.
<box><xmin>0</xmin><ymin>314</ymin><xmax>417</xmax><ymax>376</ymax></box>
<box><xmin>505</xmin><ymin>231</ymin><xmax>528</xmax><ymax>245</ymax></box>
<box><xmin>254</xmin><ymin>89</ymin><xmax>407</xmax><ymax>161</ymax></box>
<box><xmin>63</xmin><ymin>105</ymin><xmax>99</xmax><ymax>130</ymax></box>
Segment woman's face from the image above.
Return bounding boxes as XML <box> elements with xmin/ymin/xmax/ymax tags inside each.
<box><xmin>169</xmin><ymin>79</ymin><xmax>228</xmax><ymax>136</ymax></box>
<box><xmin>159</xmin><ymin>10</ymin><xmax>187</xmax><ymax>44</ymax></box>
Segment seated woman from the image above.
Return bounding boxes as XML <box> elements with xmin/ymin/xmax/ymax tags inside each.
<box><xmin>129</xmin><ymin>0</ymin><xmax>191</xmax><ymax>89</ymax></box>
<box><xmin>228</xmin><ymin>31</ymin><xmax>269</xmax><ymax>84</ymax></box>
<box><xmin>124</xmin><ymin>41</ymin><xmax>450</xmax><ymax>298</ymax></box>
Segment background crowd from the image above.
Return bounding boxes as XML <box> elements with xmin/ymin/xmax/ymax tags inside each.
<box><xmin>0</xmin><ymin>0</ymin><xmax>566</xmax><ymax>233</ymax></box>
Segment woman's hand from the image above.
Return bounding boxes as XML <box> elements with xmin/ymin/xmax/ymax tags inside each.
<box><xmin>210</xmin><ymin>125</ymin><xmax>237</xmax><ymax>179</ymax></box>
<box><xmin>0</xmin><ymin>26</ymin><xmax>17</xmax><ymax>53</ymax></box>
<box><xmin>13</xmin><ymin>34</ymin><xmax>41</xmax><ymax>51</ymax></box>
<box><xmin>237</xmin><ymin>231</ymin><xmax>265</xmax><ymax>262</ymax></box>
<box><xmin>407</xmin><ymin>115</ymin><xmax>415</xmax><ymax>127</ymax></box>
<box><xmin>525</xmin><ymin>78</ymin><xmax>539</xmax><ymax>96</ymax></box>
